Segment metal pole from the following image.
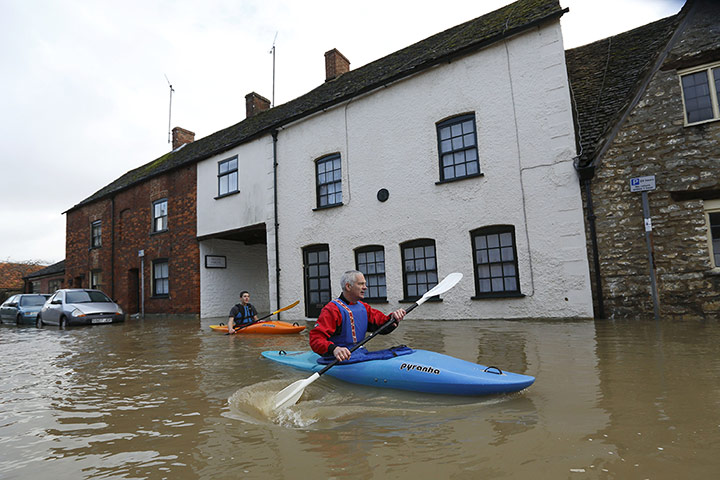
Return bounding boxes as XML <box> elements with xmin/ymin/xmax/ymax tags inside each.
<box><xmin>641</xmin><ymin>191</ymin><xmax>660</xmax><ymax>320</ymax></box>
<box><xmin>140</xmin><ymin>255</ymin><xmax>145</xmax><ymax>318</ymax></box>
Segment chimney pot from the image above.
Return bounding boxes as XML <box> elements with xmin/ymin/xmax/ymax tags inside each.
<box><xmin>245</xmin><ymin>92</ymin><xmax>271</xmax><ymax>118</ymax></box>
<box><xmin>324</xmin><ymin>49</ymin><xmax>350</xmax><ymax>82</ymax></box>
<box><xmin>172</xmin><ymin>127</ymin><xmax>195</xmax><ymax>150</ymax></box>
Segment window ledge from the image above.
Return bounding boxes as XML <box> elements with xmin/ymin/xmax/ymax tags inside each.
<box><xmin>684</xmin><ymin>117</ymin><xmax>720</xmax><ymax>128</ymax></box>
<box><xmin>151</xmin><ymin>294</ymin><xmax>170</xmax><ymax>299</ymax></box>
<box><xmin>150</xmin><ymin>229</ymin><xmax>168</xmax><ymax>237</ymax></box>
<box><xmin>313</xmin><ymin>203</ymin><xmax>344</xmax><ymax>211</ymax></box>
<box><xmin>399</xmin><ymin>296</ymin><xmax>442</xmax><ymax>304</ymax></box>
<box><xmin>363</xmin><ymin>298</ymin><xmax>388</xmax><ymax>304</ymax></box>
<box><xmin>215</xmin><ymin>190</ymin><xmax>240</xmax><ymax>200</ymax></box>
<box><xmin>704</xmin><ymin>268</ymin><xmax>720</xmax><ymax>277</ymax></box>
<box><xmin>435</xmin><ymin>172</ymin><xmax>483</xmax><ymax>185</ymax></box>
<box><xmin>472</xmin><ymin>293</ymin><xmax>526</xmax><ymax>300</ymax></box>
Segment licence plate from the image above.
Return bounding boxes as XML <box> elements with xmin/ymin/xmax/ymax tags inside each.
<box><xmin>92</xmin><ymin>318</ymin><xmax>112</xmax><ymax>324</ymax></box>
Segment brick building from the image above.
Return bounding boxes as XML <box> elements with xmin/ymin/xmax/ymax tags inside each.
<box><xmin>23</xmin><ymin>260</ymin><xmax>65</xmax><ymax>294</ymax></box>
<box><xmin>64</xmin><ymin>128</ymin><xmax>200</xmax><ymax>316</ymax></box>
<box><xmin>568</xmin><ymin>0</ymin><xmax>720</xmax><ymax>319</ymax></box>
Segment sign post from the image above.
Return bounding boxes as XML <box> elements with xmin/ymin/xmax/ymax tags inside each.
<box><xmin>138</xmin><ymin>250</ymin><xmax>145</xmax><ymax>318</ymax></box>
<box><xmin>630</xmin><ymin>176</ymin><xmax>660</xmax><ymax>320</ymax></box>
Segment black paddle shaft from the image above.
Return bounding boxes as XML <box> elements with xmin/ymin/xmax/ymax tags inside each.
<box><xmin>316</xmin><ymin>302</ymin><xmax>419</xmax><ymax>376</ymax></box>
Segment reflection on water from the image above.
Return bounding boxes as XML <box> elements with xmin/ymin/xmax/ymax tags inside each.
<box><xmin>1</xmin><ymin>317</ymin><xmax>719</xmax><ymax>479</ymax></box>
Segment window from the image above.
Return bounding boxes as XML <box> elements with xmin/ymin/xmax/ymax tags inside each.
<box><xmin>316</xmin><ymin>154</ymin><xmax>342</xmax><ymax>208</ymax></box>
<box><xmin>303</xmin><ymin>245</ymin><xmax>331</xmax><ymax>317</ymax></box>
<box><xmin>705</xmin><ymin>199</ymin><xmax>720</xmax><ymax>268</ymax></box>
<box><xmin>153</xmin><ymin>260</ymin><xmax>169</xmax><ymax>297</ymax></box>
<box><xmin>471</xmin><ymin>226</ymin><xmax>521</xmax><ymax>297</ymax></box>
<box><xmin>218</xmin><ymin>156</ymin><xmax>238</xmax><ymax>197</ymax></box>
<box><xmin>91</xmin><ymin>220</ymin><xmax>102</xmax><ymax>248</ymax></box>
<box><xmin>680</xmin><ymin>63</ymin><xmax>720</xmax><ymax>125</ymax></box>
<box><xmin>90</xmin><ymin>270</ymin><xmax>102</xmax><ymax>290</ymax></box>
<box><xmin>437</xmin><ymin>114</ymin><xmax>480</xmax><ymax>182</ymax></box>
<box><xmin>153</xmin><ymin>199</ymin><xmax>168</xmax><ymax>232</ymax></box>
<box><xmin>355</xmin><ymin>246</ymin><xmax>387</xmax><ymax>302</ymax></box>
<box><xmin>48</xmin><ymin>279</ymin><xmax>62</xmax><ymax>292</ymax></box>
<box><xmin>401</xmin><ymin>239</ymin><xmax>438</xmax><ymax>301</ymax></box>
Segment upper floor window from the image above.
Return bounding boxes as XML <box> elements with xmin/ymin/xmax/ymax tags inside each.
<box><xmin>436</xmin><ymin>114</ymin><xmax>480</xmax><ymax>183</ymax></box>
<box><xmin>355</xmin><ymin>245</ymin><xmax>387</xmax><ymax>302</ymax></box>
<box><xmin>316</xmin><ymin>153</ymin><xmax>342</xmax><ymax>208</ymax></box>
<box><xmin>680</xmin><ymin>63</ymin><xmax>720</xmax><ymax>125</ymax></box>
<box><xmin>153</xmin><ymin>259</ymin><xmax>169</xmax><ymax>297</ymax></box>
<box><xmin>153</xmin><ymin>199</ymin><xmax>168</xmax><ymax>232</ymax></box>
<box><xmin>471</xmin><ymin>225</ymin><xmax>521</xmax><ymax>298</ymax></box>
<box><xmin>705</xmin><ymin>199</ymin><xmax>720</xmax><ymax>268</ymax></box>
<box><xmin>400</xmin><ymin>239</ymin><xmax>438</xmax><ymax>301</ymax></box>
<box><xmin>218</xmin><ymin>156</ymin><xmax>238</xmax><ymax>197</ymax></box>
<box><xmin>91</xmin><ymin>220</ymin><xmax>102</xmax><ymax>248</ymax></box>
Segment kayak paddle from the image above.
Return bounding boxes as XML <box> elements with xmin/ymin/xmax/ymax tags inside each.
<box><xmin>227</xmin><ymin>300</ymin><xmax>300</xmax><ymax>334</ymax></box>
<box><xmin>271</xmin><ymin>272</ymin><xmax>463</xmax><ymax>410</ymax></box>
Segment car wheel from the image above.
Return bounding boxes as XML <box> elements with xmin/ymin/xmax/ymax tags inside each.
<box><xmin>36</xmin><ymin>313</ymin><xmax>42</xmax><ymax>327</ymax></box>
<box><xmin>17</xmin><ymin>314</ymin><xmax>23</xmax><ymax>324</ymax></box>
<box><xmin>59</xmin><ymin>316</ymin><xmax>67</xmax><ymax>328</ymax></box>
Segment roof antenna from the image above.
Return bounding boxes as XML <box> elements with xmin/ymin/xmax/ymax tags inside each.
<box><xmin>269</xmin><ymin>32</ymin><xmax>278</xmax><ymax>107</ymax></box>
<box><xmin>164</xmin><ymin>74</ymin><xmax>174</xmax><ymax>144</ymax></box>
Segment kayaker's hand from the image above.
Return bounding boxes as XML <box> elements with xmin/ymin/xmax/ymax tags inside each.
<box><xmin>228</xmin><ymin>327</ymin><xmax>235</xmax><ymax>334</ymax></box>
<box><xmin>390</xmin><ymin>308</ymin><xmax>406</xmax><ymax>322</ymax></box>
<box><xmin>334</xmin><ymin>346</ymin><xmax>351</xmax><ymax>362</ymax></box>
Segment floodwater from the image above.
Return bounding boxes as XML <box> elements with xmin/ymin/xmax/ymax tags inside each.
<box><xmin>1</xmin><ymin>317</ymin><xmax>719</xmax><ymax>479</ymax></box>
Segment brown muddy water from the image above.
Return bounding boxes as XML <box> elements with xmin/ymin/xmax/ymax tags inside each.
<box><xmin>1</xmin><ymin>317</ymin><xmax>719</xmax><ymax>479</ymax></box>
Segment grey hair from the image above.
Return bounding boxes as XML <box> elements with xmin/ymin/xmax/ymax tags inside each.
<box><xmin>340</xmin><ymin>270</ymin><xmax>362</xmax><ymax>292</ymax></box>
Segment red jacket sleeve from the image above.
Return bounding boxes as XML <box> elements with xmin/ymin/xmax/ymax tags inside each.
<box><xmin>309</xmin><ymin>302</ymin><xmax>342</xmax><ymax>355</ymax></box>
<box><xmin>364</xmin><ymin>302</ymin><xmax>398</xmax><ymax>334</ymax></box>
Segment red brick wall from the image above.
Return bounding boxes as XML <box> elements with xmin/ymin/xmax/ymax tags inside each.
<box><xmin>65</xmin><ymin>165</ymin><xmax>200</xmax><ymax>315</ymax></box>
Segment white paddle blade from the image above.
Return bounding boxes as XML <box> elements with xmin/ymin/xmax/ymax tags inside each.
<box><xmin>272</xmin><ymin>372</ymin><xmax>320</xmax><ymax>410</ymax></box>
<box><xmin>417</xmin><ymin>272</ymin><xmax>463</xmax><ymax>306</ymax></box>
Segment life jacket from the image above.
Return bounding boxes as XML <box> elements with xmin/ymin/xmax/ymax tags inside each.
<box><xmin>234</xmin><ymin>304</ymin><xmax>254</xmax><ymax>324</ymax></box>
<box><xmin>328</xmin><ymin>298</ymin><xmax>368</xmax><ymax>348</ymax></box>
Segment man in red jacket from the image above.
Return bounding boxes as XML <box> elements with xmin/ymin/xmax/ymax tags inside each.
<box><xmin>309</xmin><ymin>270</ymin><xmax>406</xmax><ymax>362</ymax></box>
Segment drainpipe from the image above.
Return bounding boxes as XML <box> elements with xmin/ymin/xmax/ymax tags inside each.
<box><xmin>110</xmin><ymin>195</ymin><xmax>115</xmax><ymax>300</ymax></box>
<box><xmin>272</xmin><ymin>130</ymin><xmax>281</xmax><ymax>315</ymax></box>
<box><xmin>576</xmin><ymin>164</ymin><xmax>605</xmax><ymax>319</ymax></box>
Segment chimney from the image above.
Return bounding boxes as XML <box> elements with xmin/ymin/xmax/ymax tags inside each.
<box><xmin>172</xmin><ymin>127</ymin><xmax>195</xmax><ymax>150</ymax></box>
<box><xmin>245</xmin><ymin>92</ymin><xmax>271</xmax><ymax>118</ymax></box>
<box><xmin>324</xmin><ymin>49</ymin><xmax>350</xmax><ymax>82</ymax></box>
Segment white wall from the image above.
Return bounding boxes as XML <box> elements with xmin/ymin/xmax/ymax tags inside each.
<box><xmin>196</xmin><ymin>135</ymin><xmax>275</xmax><ymax>319</ymax></box>
<box><xmin>199</xmin><ymin>239</ymin><xmax>269</xmax><ymax>318</ymax></box>
<box><xmin>272</xmin><ymin>21</ymin><xmax>593</xmax><ymax>320</ymax></box>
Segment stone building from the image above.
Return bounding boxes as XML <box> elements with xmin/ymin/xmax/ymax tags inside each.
<box><xmin>567</xmin><ymin>0</ymin><xmax>720</xmax><ymax>319</ymax></box>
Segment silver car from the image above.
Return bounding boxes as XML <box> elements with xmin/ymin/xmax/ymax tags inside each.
<box><xmin>38</xmin><ymin>289</ymin><xmax>124</xmax><ymax>327</ymax></box>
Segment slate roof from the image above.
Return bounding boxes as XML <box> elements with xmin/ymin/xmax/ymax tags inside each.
<box><xmin>68</xmin><ymin>0</ymin><xmax>566</xmax><ymax>212</ymax></box>
<box><xmin>23</xmin><ymin>260</ymin><xmax>66</xmax><ymax>280</ymax></box>
<box><xmin>566</xmin><ymin>13</ymin><xmax>682</xmax><ymax>168</ymax></box>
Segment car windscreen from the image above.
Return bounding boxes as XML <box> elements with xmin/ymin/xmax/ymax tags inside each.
<box><xmin>65</xmin><ymin>291</ymin><xmax>113</xmax><ymax>304</ymax></box>
<box><xmin>20</xmin><ymin>295</ymin><xmax>47</xmax><ymax>306</ymax></box>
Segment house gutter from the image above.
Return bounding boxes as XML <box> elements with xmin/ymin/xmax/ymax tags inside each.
<box><xmin>272</xmin><ymin>130</ymin><xmax>281</xmax><ymax>315</ymax></box>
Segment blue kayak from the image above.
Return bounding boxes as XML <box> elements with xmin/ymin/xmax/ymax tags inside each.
<box><xmin>261</xmin><ymin>349</ymin><xmax>535</xmax><ymax>396</ymax></box>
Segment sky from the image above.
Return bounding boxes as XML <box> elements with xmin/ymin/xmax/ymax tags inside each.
<box><xmin>0</xmin><ymin>0</ymin><xmax>684</xmax><ymax>265</ymax></box>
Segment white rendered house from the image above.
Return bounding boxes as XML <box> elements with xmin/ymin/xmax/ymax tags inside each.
<box><xmin>196</xmin><ymin>0</ymin><xmax>594</xmax><ymax>321</ymax></box>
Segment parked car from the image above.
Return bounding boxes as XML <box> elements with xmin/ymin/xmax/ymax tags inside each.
<box><xmin>38</xmin><ymin>289</ymin><xmax>124</xmax><ymax>327</ymax></box>
<box><xmin>0</xmin><ymin>294</ymin><xmax>50</xmax><ymax>324</ymax></box>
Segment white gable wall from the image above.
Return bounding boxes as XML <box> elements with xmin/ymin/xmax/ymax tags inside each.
<box><xmin>273</xmin><ymin>21</ymin><xmax>593</xmax><ymax>320</ymax></box>
<box><xmin>196</xmin><ymin>136</ymin><xmax>276</xmax><ymax>318</ymax></box>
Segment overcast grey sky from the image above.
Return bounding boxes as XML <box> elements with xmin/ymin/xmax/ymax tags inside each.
<box><xmin>0</xmin><ymin>0</ymin><xmax>684</xmax><ymax>265</ymax></box>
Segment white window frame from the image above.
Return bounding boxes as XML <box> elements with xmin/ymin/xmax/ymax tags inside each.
<box><xmin>679</xmin><ymin>62</ymin><xmax>720</xmax><ymax>126</ymax></box>
<box><xmin>153</xmin><ymin>198</ymin><xmax>168</xmax><ymax>233</ymax></box>
<box><xmin>704</xmin><ymin>199</ymin><xmax>720</xmax><ymax>269</ymax></box>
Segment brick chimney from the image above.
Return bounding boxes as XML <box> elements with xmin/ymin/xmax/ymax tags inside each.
<box><xmin>245</xmin><ymin>92</ymin><xmax>271</xmax><ymax>118</ymax></box>
<box><xmin>172</xmin><ymin>127</ymin><xmax>195</xmax><ymax>150</ymax></box>
<box><xmin>325</xmin><ymin>49</ymin><xmax>350</xmax><ymax>82</ymax></box>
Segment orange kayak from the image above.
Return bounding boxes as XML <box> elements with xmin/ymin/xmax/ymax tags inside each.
<box><xmin>210</xmin><ymin>321</ymin><xmax>305</xmax><ymax>334</ymax></box>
